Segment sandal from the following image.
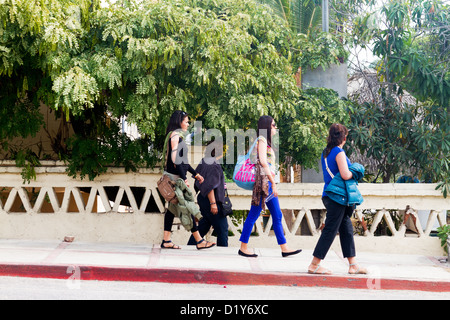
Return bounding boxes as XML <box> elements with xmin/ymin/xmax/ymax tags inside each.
<box><xmin>196</xmin><ymin>239</ymin><xmax>216</xmax><ymax>250</ymax></box>
<box><xmin>308</xmin><ymin>263</ymin><xmax>332</xmax><ymax>275</ymax></box>
<box><xmin>161</xmin><ymin>240</ymin><xmax>181</xmax><ymax>249</ymax></box>
<box><xmin>348</xmin><ymin>263</ymin><xmax>368</xmax><ymax>275</ymax></box>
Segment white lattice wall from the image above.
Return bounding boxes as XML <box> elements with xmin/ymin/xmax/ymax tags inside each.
<box><xmin>0</xmin><ymin>162</ymin><xmax>448</xmax><ymax>255</ymax></box>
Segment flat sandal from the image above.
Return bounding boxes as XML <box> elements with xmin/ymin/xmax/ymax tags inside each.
<box><xmin>348</xmin><ymin>263</ymin><xmax>368</xmax><ymax>275</ymax></box>
<box><xmin>161</xmin><ymin>240</ymin><xmax>181</xmax><ymax>249</ymax></box>
<box><xmin>196</xmin><ymin>239</ymin><xmax>216</xmax><ymax>250</ymax></box>
<box><xmin>308</xmin><ymin>264</ymin><xmax>332</xmax><ymax>275</ymax></box>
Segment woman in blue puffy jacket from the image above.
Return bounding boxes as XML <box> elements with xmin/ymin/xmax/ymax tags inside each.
<box><xmin>308</xmin><ymin>124</ymin><xmax>367</xmax><ymax>275</ymax></box>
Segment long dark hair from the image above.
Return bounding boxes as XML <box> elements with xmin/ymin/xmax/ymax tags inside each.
<box><xmin>324</xmin><ymin>123</ymin><xmax>348</xmax><ymax>158</ymax></box>
<box><xmin>166</xmin><ymin>110</ymin><xmax>188</xmax><ymax>135</ymax></box>
<box><xmin>257</xmin><ymin>115</ymin><xmax>274</xmax><ymax>147</ymax></box>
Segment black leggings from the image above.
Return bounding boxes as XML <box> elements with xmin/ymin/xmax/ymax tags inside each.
<box><xmin>164</xmin><ymin>210</ymin><xmax>198</xmax><ymax>233</ymax></box>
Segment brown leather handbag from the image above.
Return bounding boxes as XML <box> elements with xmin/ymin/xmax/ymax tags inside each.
<box><xmin>157</xmin><ymin>174</ymin><xmax>178</xmax><ymax>205</ymax></box>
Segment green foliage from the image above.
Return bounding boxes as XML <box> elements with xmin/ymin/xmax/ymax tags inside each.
<box><xmin>291</xmin><ymin>32</ymin><xmax>349</xmax><ymax>71</ymax></box>
<box><xmin>1</xmin><ymin>0</ymin><xmax>448</xmax><ymax>192</ymax></box>
<box><xmin>437</xmin><ymin>224</ymin><xmax>450</xmax><ymax>254</ymax></box>
<box><xmin>279</xmin><ymin>88</ymin><xmax>351</xmax><ymax>169</ymax></box>
<box><xmin>348</xmin><ymin>91</ymin><xmax>449</xmax><ymax>187</ymax></box>
<box><xmin>66</xmin><ymin>119</ymin><xmax>158</xmax><ymax>181</ymax></box>
<box><xmin>2</xmin><ymin>0</ymin><xmax>348</xmax><ymax>181</ymax></box>
<box><xmin>53</xmin><ymin>66</ymin><xmax>99</xmax><ymax>119</ymax></box>
<box><xmin>12</xmin><ymin>149</ymin><xmax>41</xmax><ymax>184</ymax></box>
<box><xmin>347</xmin><ymin>0</ymin><xmax>449</xmax><ymax>196</ymax></box>
<box><xmin>0</xmin><ymin>95</ymin><xmax>43</xmax><ymax>146</ymax></box>
<box><xmin>258</xmin><ymin>0</ymin><xmax>348</xmax><ymax>70</ymax></box>
<box><xmin>97</xmin><ymin>0</ymin><xmax>301</xmax><ymax>138</ymax></box>
<box><xmin>0</xmin><ymin>0</ymin><xmax>101</xmax><ymax>179</ymax></box>
<box><xmin>353</xmin><ymin>0</ymin><xmax>450</xmax><ymax>106</ymax></box>
<box><xmin>258</xmin><ymin>0</ymin><xmax>323</xmax><ymax>37</ymax></box>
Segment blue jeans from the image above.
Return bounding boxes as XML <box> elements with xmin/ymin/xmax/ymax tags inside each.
<box><xmin>239</xmin><ymin>182</ymin><xmax>286</xmax><ymax>245</ymax></box>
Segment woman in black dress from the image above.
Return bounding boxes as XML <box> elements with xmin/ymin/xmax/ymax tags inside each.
<box><xmin>161</xmin><ymin>110</ymin><xmax>215</xmax><ymax>250</ymax></box>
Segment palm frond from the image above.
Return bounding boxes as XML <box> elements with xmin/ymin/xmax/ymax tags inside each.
<box><xmin>258</xmin><ymin>0</ymin><xmax>291</xmax><ymax>29</ymax></box>
<box><xmin>259</xmin><ymin>0</ymin><xmax>323</xmax><ymax>36</ymax></box>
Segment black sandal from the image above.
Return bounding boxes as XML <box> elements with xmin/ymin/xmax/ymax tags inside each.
<box><xmin>161</xmin><ymin>240</ymin><xmax>181</xmax><ymax>249</ymax></box>
<box><xmin>196</xmin><ymin>239</ymin><xmax>216</xmax><ymax>250</ymax></box>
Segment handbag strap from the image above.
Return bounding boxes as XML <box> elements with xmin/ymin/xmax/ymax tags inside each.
<box><xmin>324</xmin><ymin>156</ymin><xmax>335</xmax><ymax>179</ymax></box>
<box><xmin>247</xmin><ymin>137</ymin><xmax>260</xmax><ymax>156</ymax></box>
<box><xmin>162</xmin><ymin>131</ymin><xmax>173</xmax><ymax>171</ymax></box>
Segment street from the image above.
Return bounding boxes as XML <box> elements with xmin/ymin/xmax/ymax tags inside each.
<box><xmin>0</xmin><ymin>276</ymin><xmax>448</xmax><ymax>300</ymax></box>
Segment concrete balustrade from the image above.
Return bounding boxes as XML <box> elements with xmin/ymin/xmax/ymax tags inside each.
<box><xmin>0</xmin><ymin>161</ymin><xmax>448</xmax><ymax>255</ymax></box>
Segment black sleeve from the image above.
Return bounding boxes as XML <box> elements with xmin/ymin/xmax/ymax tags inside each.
<box><xmin>175</xmin><ymin>164</ymin><xmax>197</xmax><ymax>181</ymax></box>
<box><xmin>175</xmin><ymin>165</ymin><xmax>187</xmax><ymax>181</ymax></box>
<box><xmin>188</xmin><ymin>165</ymin><xmax>197</xmax><ymax>177</ymax></box>
<box><xmin>195</xmin><ymin>165</ymin><xmax>221</xmax><ymax>197</ymax></box>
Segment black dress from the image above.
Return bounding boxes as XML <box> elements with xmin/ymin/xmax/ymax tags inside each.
<box><xmin>166</xmin><ymin>135</ymin><xmax>197</xmax><ymax>180</ymax></box>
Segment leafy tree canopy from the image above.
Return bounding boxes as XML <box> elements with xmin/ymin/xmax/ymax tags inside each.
<box><xmin>353</xmin><ymin>0</ymin><xmax>450</xmax><ymax>106</ymax></box>
<box><xmin>0</xmin><ymin>0</ymin><xmax>346</xmax><ymax>180</ymax></box>
<box><xmin>342</xmin><ymin>0</ymin><xmax>449</xmax><ymax>196</ymax></box>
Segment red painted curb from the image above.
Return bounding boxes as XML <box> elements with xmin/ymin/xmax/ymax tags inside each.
<box><xmin>0</xmin><ymin>263</ymin><xmax>449</xmax><ymax>293</ymax></box>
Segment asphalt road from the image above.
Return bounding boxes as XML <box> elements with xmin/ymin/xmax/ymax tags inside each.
<box><xmin>0</xmin><ymin>276</ymin><xmax>448</xmax><ymax>301</ymax></box>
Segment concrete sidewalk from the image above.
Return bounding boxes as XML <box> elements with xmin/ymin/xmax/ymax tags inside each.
<box><xmin>0</xmin><ymin>239</ymin><xmax>449</xmax><ymax>293</ymax></box>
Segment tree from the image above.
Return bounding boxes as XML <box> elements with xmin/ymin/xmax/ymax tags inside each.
<box><xmin>259</xmin><ymin>0</ymin><xmax>348</xmax><ymax>87</ymax></box>
<box><xmin>345</xmin><ymin>0</ymin><xmax>449</xmax><ymax>196</ymax></box>
<box><xmin>1</xmin><ymin>0</ymin><xmax>299</xmax><ymax>179</ymax></box>
<box><xmin>354</xmin><ymin>0</ymin><xmax>450</xmax><ymax>105</ymax></box>
<box><xmin>93</xmin><ymin>0</ymin><xmax>302</xmax><ymax>138</ymax></box>
<box><xmin>255</xmin><ymin>0</ymin><xmax>350</xmax><ymax>172</ymax></box>
<box><xmin>279</xmin><ymin>87</ymin><xmax>350</xmax><ymax>170</ymax></box>
<box><xmin>258</xmin><ymin>0</ymin><xmax>323</xmax><ymax>37</ymax></box>
<box><xmin>1</xmin><ymin>0</ymin><xmax>352</xmax><ymax>181</ymax></box>
<box><xmin>0</xmin><ymin>0</ymin><xmax>101</xmax><ymax>179</ymax></box>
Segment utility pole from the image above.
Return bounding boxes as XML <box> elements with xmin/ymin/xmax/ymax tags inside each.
<box><xmin>322</xmin><ymin>0</ymin><xmax>329</xmax><ymax>32</ymax></box>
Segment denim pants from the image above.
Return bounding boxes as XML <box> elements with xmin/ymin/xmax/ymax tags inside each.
<box><xmin>313</xmin><ymin>196</ymin><xmax>356</xmax><ymax>260</ymax></box>
<box><xmin>239</xmin><ymin>182</ymin><xmax>286</xmax><ymax>245</ymax></box>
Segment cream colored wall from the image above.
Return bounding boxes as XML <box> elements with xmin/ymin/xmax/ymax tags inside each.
<box><xmin>0</xmin><ymin>103</ymin><xmax>74</xmax><ymax>160</ymax></box>
<box><xmin>0</xmin><ymin>163</ymin><xmax>448</xmax><ymax>255</ymax></box>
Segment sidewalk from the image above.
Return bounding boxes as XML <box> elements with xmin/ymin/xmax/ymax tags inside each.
<box><xmin>0</xmin><ymin>239</ymin><xmax>449</xmax><ymax>293</ymax></box>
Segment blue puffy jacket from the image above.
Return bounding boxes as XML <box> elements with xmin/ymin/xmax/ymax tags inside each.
<box><xmin>324</xmin><ymin>163</ymin><xmax>365</xmax><ymax>206</ymax></box>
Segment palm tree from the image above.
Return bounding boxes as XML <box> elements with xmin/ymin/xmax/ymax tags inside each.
<box><xmin>258</xmin><ymin>0</ymin><xmax>324</xmax><ymax>87</ymax></box>
<box><xmin>258</xmin><ymin>0</ymin><xmax>323</xmax><ymax>38</ymax></box>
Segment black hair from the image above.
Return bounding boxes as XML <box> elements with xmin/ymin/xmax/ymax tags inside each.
<box><xmin>204</xmin><ymin>140</ymin><xmax>223</xmax><ymax>160</ymax></box>
<box><xmin>166</xmin><ymin>110</ymin><xmax>189</xmax><ymax>135</ymax></box>
<box><xmin>257</xmin><ymin>115</ymin><xmax>274</xmax><ymax>147</ymax></box>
